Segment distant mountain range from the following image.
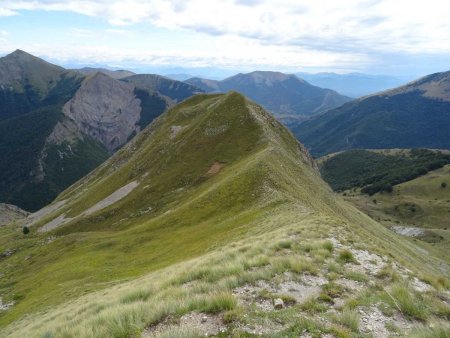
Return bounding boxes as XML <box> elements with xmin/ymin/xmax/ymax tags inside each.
<box><xmin>0</xmin><ymin>50</ymin><xmax>202</xmax><ymax>211</ymax></box>
<box><xmin>297</xmin><ymin>72</ymin><xmax>411</xmax><ymax>98</ymax></box>
<box><xmin>185</xmin><ymin>71</ymin><xmax>351</xmax><ymax>125</ymax></box>
<box><xmin>293</xmin><ymin>71</ymin><xmax>450</xmax><ymax>157</ymax></box>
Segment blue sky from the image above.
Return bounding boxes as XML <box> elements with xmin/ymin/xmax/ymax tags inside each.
<box><xmin>0</xmin><ymin>0</ymin><xmax>449</xmax><ymax>78</ymax></box>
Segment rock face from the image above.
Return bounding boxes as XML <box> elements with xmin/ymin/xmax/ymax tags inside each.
<box><xmin>0</xmin><ymin>204</ymin><xmax>29</xmax><ymax>226</ymax></box>
<box><xmin>62</xmin><ymin>73</ymin><xmax>142</xmax><ymax>152</ymax></box>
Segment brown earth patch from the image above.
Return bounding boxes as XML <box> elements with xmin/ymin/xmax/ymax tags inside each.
<box><xmin>206</xmin><ymin>161</ymin><xmax>224</xmax><ymax>176</ymax></box>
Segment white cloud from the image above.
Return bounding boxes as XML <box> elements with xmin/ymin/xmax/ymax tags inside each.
<box><xmin>1</xmin><ymin>1</ymin><xmax>450</xmax><ymax>72</ymax></box>
<box><xmin>0</xmin><ymin>8</ymin><xmax>18</xmax><ymax>16</ymax></box>
<box><xmin>3</xmin><ymin>0</ymin><xmax>449</xmax><ymax>54</ymax></box>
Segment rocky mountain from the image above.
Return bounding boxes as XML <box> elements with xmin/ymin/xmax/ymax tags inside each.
<box><xmin>0</xmin><ymin>49</ymin><xmax>67</xmax><ymax>121</ymax></box>
<box><xmin>185</xmin><ymin>71</ymin><xmax>351</xmax><ymax>125</ymax></box>
<box><xmin>1</xmin><ymin>93</ymin><xmax>447</xmax><ymax>337</ymax></box>
<box><xmin>297</xmin><ymin>72</ymin><xmax>409</xmax><ymax>98</ymax></box>
<box><xmin>0</xmin><ymin>50</ymin><xmax>198</xmax><ymax>211</ymax></box>
<box><xmin>294</xmin><ymin>71</ymin><xmax>450</xmax><ymax>157</ymax></box>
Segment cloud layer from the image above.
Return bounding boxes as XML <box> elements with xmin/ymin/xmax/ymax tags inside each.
<box><xmin>1</xmin><ymin>0</ymin><xmax>449</xmax><ymax>73</ymax></box>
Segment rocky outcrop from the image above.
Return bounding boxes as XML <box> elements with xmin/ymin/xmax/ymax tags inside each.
<box><xmin>62</xmin><ymin>72</ymin><xmax>142</xmax><ymax>152</ymax></box>
<box><xmin>0</xmin><ymin>204</ymin><xmax>29</xmax><ymax>226</ymax></box>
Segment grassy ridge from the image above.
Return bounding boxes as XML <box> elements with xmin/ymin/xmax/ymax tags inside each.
<box><xmin>0</xmin><ymin>93</ymin><xmax>448</xmax><ymax>336</ymax></box>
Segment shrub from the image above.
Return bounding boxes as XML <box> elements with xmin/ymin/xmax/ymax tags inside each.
<box><xmin>22</xmin><ymin>226</ymin><xmax>30</xmax><ymax>235</ymax></box>
<box><xmin>441</xmin><ymin>182</ymin><xmax>447</xmax><ymax>188</ymax></box>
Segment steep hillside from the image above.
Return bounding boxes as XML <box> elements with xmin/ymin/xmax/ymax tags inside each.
<box><xmin>0</xmin><ymin>51</ymin><xmax>173</xmax><ymax>211</ymax></box>
<box><xmin>0</xmin><ymin>93</ymin><xmax>448</xmax><ymax>337</ymax></box>
<box><xmin>294</xmin><ymin>71</ymin><xmax>450</xmax><ymax>156</ymax></box>
<box><xmin>185</xmin><ymin>71</ymin><xmax>351</xmax><ymax>125</ymax></box>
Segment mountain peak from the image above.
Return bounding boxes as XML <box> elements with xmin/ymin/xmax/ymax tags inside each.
<box><xmin>0</xmin><ymin>49</ymin><xmax>65</xmax><ymax>88</ymax></box>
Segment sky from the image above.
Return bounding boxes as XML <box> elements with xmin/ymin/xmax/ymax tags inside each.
<box><xmin>0</xmin><ymin>0</ymin><xmax>449</xmax><ymax>78</ymax></box>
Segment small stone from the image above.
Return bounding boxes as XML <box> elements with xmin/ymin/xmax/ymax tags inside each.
<box><xmin>274</xmin><ymin>298</ymin><xmax>284</xmax><ymax>309</ymax></box>
<box><xmin>201</xmin><ymin>315</ymin><xmax>208</xmax><ymax>323</ymax></box>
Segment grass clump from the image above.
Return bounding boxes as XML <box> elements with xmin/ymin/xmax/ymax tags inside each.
<box><xmin>344</xmin><ymin>271</ymin><xmax>368</xmax><ymax>282</ymax></box>
<box><xmin>322</xmin><ymin>282</ymin><xmax>344</xmax><ymax>299</ymax></box>
<box><xmin>199</xmin><ymin>293</ymin><xmax>237</xmax><ymax>314</ymax></box>
<box><xmin>299</xmin><ymin>297</ymin><xmax>328</xmax><ymax>313</ymax></box>
<box><xmin>322</xmin><ymin>241</ymin><xmax>334</xmax><ymax>253</ymax></box>
<box><xmin>331</xmin><ymin>309</ymin><xmax>360</xmax><ymax>332</ymax></box>
<box><xmin>387</xmin><ymin>284</ymin><xmax>428</xmax><ymax>321</ymax></box>
<box><xmin>120</xmin><ymin>289</ymin><xmax>152</xmax><ymax>304</ymax></box>
<box><xmin>337</xmin><ymin>249</ymin><xmax>356</xmax><ymax>264</ymax></box>
<box><xmin>275</xmin><ymin>240</ymin><xmax>292</xmax><ymax>250</ymax></box>
<box><xmin>409</xmin><ymin>325</ymin><xmax>450</xmax><ymax>338</ymax></box>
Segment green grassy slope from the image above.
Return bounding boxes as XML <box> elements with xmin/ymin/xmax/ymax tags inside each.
<box><xmin>341</xmin><ymin>164</ymin><xmax>450</xmax><ymax>252</ymax></box>
<box><xmin>319</xmin><ymin>149</ymin><xmax>450</xmax><ymax>194</ymax></box>
<box><xmin>0</xmin><ymin>93</ymin><xmax>448</xmax><ymax>337</ymax></box>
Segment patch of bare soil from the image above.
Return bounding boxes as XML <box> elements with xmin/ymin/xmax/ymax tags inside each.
<box><xmin>347</xmin><ymin>249</ymin><xmax>386</xmax><ymax>276</ymax></box>
<box><xmin>359</xmin><ymin>305</ymin><xmax>412</xmax><ymax>338</ymax></box>
<box><xmin>83</xmin><ymin>181</ymin><xmax>139</xmax><ymax>216</ymax></box>
<box><xmin>233</xmin><ymin>275</ymin><xmax>327</xmax><ymax>312</ymax></box>
<box><xmin>206</xmin><ymin>161</ymin><xmax>224</xmax><ymax>176</ymax></box>
<box><xmin>142</xmin><ymin>312</ymin><xmax>226</xmax><ymax>337</ymax></box>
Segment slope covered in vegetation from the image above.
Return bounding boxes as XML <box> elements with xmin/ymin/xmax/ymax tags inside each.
<box><xmin>319</xmin><ymin>149</ymin><xmax>450</xmax><ymax>194</ymax></box>
<box><xmin>0</xmin><ymin>93</ymin><xmax>448</xmax><ymax>337</ymax></box>
<box><xmin>293</xmin><ymin>72</ymin><xmax>450</xmax><ymax>157</ymax></box>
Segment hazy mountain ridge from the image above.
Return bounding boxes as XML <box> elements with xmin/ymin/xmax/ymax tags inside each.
<box><xmin>73</xmin><ymin>67</ymin><xmax>135</xmax><ymax>79</ymax></box>
<box><xmin>185</xmin><ymin>71</ymin><xmax>351</xmax><ymax>125</ymax></box>
<box><xmin>297</xmin><ymin>72</ymin><xmax>410</xmax><ymax>98</ymax></box>
<box><xmin>293</xmin><ymin>71</ymin><xmax>450</xmax><ymax>157</ymax></box>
